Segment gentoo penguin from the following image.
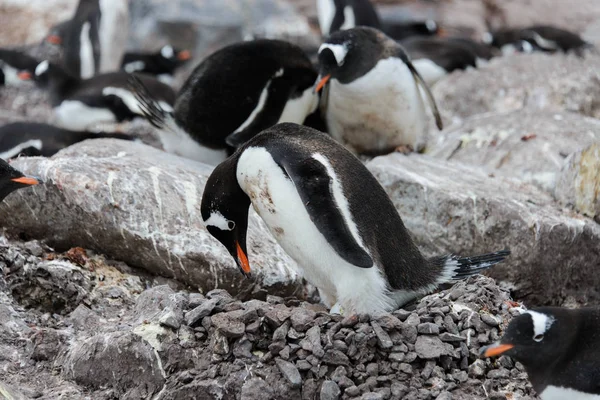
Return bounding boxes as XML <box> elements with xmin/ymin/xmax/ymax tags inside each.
<box><xmin>121</xmin><ymin>45</ymin><xmax>192</xmax><ymax>84</ymax></box>
<box><xmin>0</xmin><ymin>159</ymin><xmax>42</xmax><ymax>202</ymax></box>
<box><xmin>0</xmin><ymin>49</ymin><xmax>39</xmax><ymax>87</ymax></box>
<box><xmin>383</xmin><ymin>19</ymin><xmax>439</xmax><ymax>41</ymax></box>
<box><xmin>0</xmin><ymin>122</ymin><xmax>133</xmax><ymax>159</ymax></box>
<box><xmin>20</xmin><ymin>60</ymin><xmax>175</xmax><ymax>131</ymax></box>
<box><xmin>481</xmin><ymin>307</ymin><xmax>600</xmax><ymax>400</ymax></box>
<box><xmin>483</xmin><ymin>25</ymin><xmax>592</xmax><ymax>55</ymax></box>
<box><xmin>317</xmin><ymin>0</ymin><xmax>381</xmax><ymax>36</ymax></box>
<box><xmin>316</xmin><ymin>27</ymin><xmax>443</xmax><ymax>155</ymax></box>
<box><xmin>45</xmin><ymin>0</ymin><xmax>128</xmax><ymax>78</ymax></box>
<box><xmin>132</xmin><ymin>39</ymin><xmax>319</xmax><ymax>165</ymax></box>
<box><xmin>399</xmin><ymin>37</ymin><xmax>482</xmax><ymax>86</ymax></box>
<box><xmin>201</xmin><ymin>123</ymin><xmax>510</xmax><ymax>314</ymax></box>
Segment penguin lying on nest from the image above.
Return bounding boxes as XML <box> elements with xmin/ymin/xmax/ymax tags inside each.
<box><xmin>0</xmin><ymin>159</ymin><xmax>42</xmax><ymax>202</ymax></box>
<box><xmin>482</xmin><ymin>307</ymin><xmax>600</xmax><ymax>400</ymax></box>
<box><xmin>201</xmin><ymin>123</ymin><xmax>510</xmax><ymax>315</ymax></box>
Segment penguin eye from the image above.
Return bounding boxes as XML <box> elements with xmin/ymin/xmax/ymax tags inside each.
<box><xmin>533</xmin><ymin>334</ymin><xmax>544</xmax><ymax>342</ymax></box>
<box><xmin>227</xmin><ymin>221</ymin><xmax>235</xmax><ymax>230</ymax></box>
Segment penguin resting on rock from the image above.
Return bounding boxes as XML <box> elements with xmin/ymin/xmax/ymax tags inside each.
<box><xmin>481</xmin><ymin>307</ymin><xmax>600</xmax><ymax>400</ymax></box>
<box><xmin>0</xmin><ymin>159</ymin><xmax>42</xmax><ymax>202</ymax></box>
<box><xmin>315</xmin><ymin>27</ymin><xmax>443</xmax><ymax>155</ymax></box>
<box><xmin>201</xmin><ymin>123</ymin><xmax>510</xmax><ymax>314</ymax></box>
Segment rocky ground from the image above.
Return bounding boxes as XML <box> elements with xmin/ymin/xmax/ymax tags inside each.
<box><xmin>0</xmin><ymin>236</ymin><xmax>535</xmax><ymax>400</ymax></box>
<box><xmin>1</xmin><ymin>0</ymin><xmax>600</xmax><ymax>399</ymax></box>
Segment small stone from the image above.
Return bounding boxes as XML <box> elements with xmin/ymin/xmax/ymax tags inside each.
<box><xmin>360</xmin><ymin>392</ymin><xmax>383</xmax><ymax>400</ymax></box>
<box><xmin>158</xmin><ymin>309</ymin><xmax>183</xmax><ymax>330</ymax></box>
<box><xmin>421</xmin><ymin>361</ymin><xmax>436</xmax><ymax>379</ymax></box>
<box><xmin>188</xmin><ymin>293</ymin><xmax>205</xmax><ymax>308</ymax></box>
<box><xmin>269</xmin><ymin>341</ymin><xmax>286</xmax><ymax>355</ymax></box>
<box><xmin>415</xmin><ymin>336</ymin><xmax>450</xmax><ymax>359</ymax></box>
<box><xmin>452</xmin><ymin>370</ymin><xmax>468</xmax><ymax>383</ymax></box>
<box><xmin>211</xmin><ymin>331</ymin><xmax>229</xmax><ymax>355</ymax></box>
<box><xmin>388</xmin><ymin>353</ymin><xmax>404</xmax><ymax>363</ymax></box>
<box><xmin>487</xmin><ymin>368</ymin><xmax>510</xmax><ymax>379</ymax></box>
<box><xmin>371</xmin><ymin>321</ymin><xmax>393</xmax><ymax>349</ymax></box>
<box><xmin>345</xmin><ymin>386</ymin><xmax>360</xmax><ymax>397</ymax></box>
<box><xmin>390</xmin><ymin>383</ymin><xmax>408</xmax><ymax>397</ymax></box>
<box><xmin>481</xmin><ymin>314</ymin><xmax>500</xmax><ymax>327</ymax></box>
<box><xmin>302</xmin><ymin>325</ymin><xmax>324</xmax><ymax>357</ymax></box>
<box><xmin>439</xmin><ymin>332</ymin><xmax>466</xmax><ymax>342</ymax></box>
<box><xmin>372</xmin><ymin>313</ymin><xmax>402</xmax><ymax>330</ymax></box>
<box><xmin>417</xmin><ymin>322</ymin><xmax>440</xmax><ymax>335</ymax></box>
<box><xmin>267</xmin><ymin>295</ymin><xmax>284</xmax><ymax>304</ymax></box>
<box><xmin>290</xmin><ymin>308</ymin><xmax>316</xmax><ymax>332</ymax></box>
<box><xmin>398</xmin><ymin>363</ymin><xmax>412</xmax><ymax>374</ymax></box>
<box><xmin>211</xmin><ymin>312</ymin><xmax>245</xmax><ymax>338</ymax></box>
<box><xmin>185</xmin><ymin>298</ymin><xmax>218</xmax><ymax>327</ymax></box>
<box><xmin>341</xmin><ymin>314</ymin><xmax>360</xmax><ymax>327</ymax></box>
<box><xmin>322</xmin><ymin>349</ymin><xmax>350</xmax><ymax>366</ymax></box>
<box><xmin>297</xmin><ymin>360</ymin><xmax>312</xmax><ymax>370</ymax></box>
<box><xmin>23</xmin><ymin>241</ymin><xmax>43</xmax><ymax>257</ymax></box>
<box><xmin>320</xmin><ymin>380</ymin><xmax>341</xmax><ymax>400</ymax></box>
<box><xmin>468</xmin><ymin>359</ymin><xmax>486</xmax><ymax>377</ymax></box>
<box><xmin>436</xmin><ymin>391</ymin><xmax>452</xmax><ymax>400</ymax></box>
<box><xmin>366</xmin><ymin>363</ymin><xmax>379</xmax><ymax>377</ymax></box>
<box><xmin>273</xmin><ymin>321</ymin><xmax>290</xmax><ymax>341</ymax></box>
<box><xmin>276</xmin><ymin>358</ymin><xmax>302</xmax><ymax>388</ymax></box>
<box><xmin>288</xmin><ymin>327</ymin><xmax>305</xmax><ymax>340</ymax></box>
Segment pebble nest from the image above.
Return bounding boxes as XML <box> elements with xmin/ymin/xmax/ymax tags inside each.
<box><xmin>0</xmin><ymin>235</ymin><xmax>537</xmax><ymax>399</ymax></box>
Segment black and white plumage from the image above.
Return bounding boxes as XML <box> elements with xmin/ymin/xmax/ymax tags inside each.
<box><xmin>400</xmin><ymin>37</ymin><xmax>490</xmax><ymax>86</ymax></box>
<box><xmin>0</xmin><ymin>159</ymin><xmax>42</xmax><ymax>202</ymax></box>
<box><xmin>483</xmin><ymin>25</ymin><xmax>592</xmax><ymax>56</ymax></box>
<box><xmin>481</xmin><ymin>307</ymin><xmax>600</xmax><ymax>400</ymax></box>
<box><xmin>23</xmin><ymin>60</ymin><xmax>175</xmax><ymax>131</ymax></box>
<box><xmin>132</xmin><ymin>39</ymin><xmax>319</xmax><ymax>165</ymax></box>
<box><xmin>0</xmin><ymin>122</ymin><xmax>133</xmax><ymax>159</ymax></box>
<box><xmin>201</xmin><ymin>123</ymin><xmax>510</xmax><ymax>314</ymax></box>
<box><xmin>317</xmin><ymin>0</ymin><xmax>381</xmax><ymax>36</ymax></box>
<box><xmin>0</xmin><ymin>49</ymin><xmax>39</xmax><ymax>87</ymax></box>
<box><xmin>46</xmin><ymin>0</ymin><xmax>128</xmax><ymax>78</ymax></box>
<box><xmin>315</xmin><ymin>27</ymin><xmax>443</xmax><ymax>155</ymax></box>
<box><xmin>121</xmin><ymin>45</ymin><xmax>191</xmax><ymax>84</ymax></box>
<box><xmin>383</xmin><ymin>19</ymin><xmax>439</xmax><ymax>41</ymax></box>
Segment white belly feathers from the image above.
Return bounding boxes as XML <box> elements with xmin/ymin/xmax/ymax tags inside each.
<box><xmin>325</xmin><ymin>57</ymin><xmax>428</xmax><ymax>153</ymax></box>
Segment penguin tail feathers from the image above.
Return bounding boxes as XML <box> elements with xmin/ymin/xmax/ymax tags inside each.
<box><xmin>431</xmin><ymin>249</ymin><xmax>510</xmax><ymax>284</ymax></box>
<box><xmin>128</xmin><ymin>75</ymin><xmax>172</xmax><ymax>130</ymax></box>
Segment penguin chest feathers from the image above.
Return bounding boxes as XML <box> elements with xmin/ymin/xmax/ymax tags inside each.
<box><xmin>326</xmin><ymin>57</ymin><xmax>428</xmax><ymax>153</ymax></box>
<box><xmin>236</xmin><ymin>146</ymin><xmax>393</xmax><ymax>313</ymax></box>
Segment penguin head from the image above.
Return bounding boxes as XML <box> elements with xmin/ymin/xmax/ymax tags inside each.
<box><xmin>0</xmin><ymin>159</ymin><xmax>42</xmax><ymax>202</ymax></box>
<box><xmin>480</xmin><ymin>308</ymin><xmax>571</xmax><ymax>368</ymax></box>
<box><xmin>159</xmin><ymin>45</ymin><xmax>191</xmax><ymax>64</ymax></box>
<box><xmin>315</xmin><ymin>27</ymin><xmax>388</xmax><ymax>91</ymax></box>
<box><xmin>201</xmin><ymin>156</ymin><xmax>252</xmax><ymax>278</ymax></box>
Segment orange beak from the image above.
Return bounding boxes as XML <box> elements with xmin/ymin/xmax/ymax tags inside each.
<box><xmin>47</xmin><ymin>35</ymin><xmax>62</xmax><ymax>45</ymax></box>
<box><xmin>236</xmin><ymin>241</ymin><xmax>251</xmax><ymax>276</ymax></box>
<box><xmin>17</xmin><ymin>71</ymin><xmax>32</xmax><ymax>80</ymax></box>
<box><xmin>481</xmin><ymin>343</ymin><xmax>514</xmax><ymax>358</ymax></box>
<box><xmin>315</xmin><ymin>74</ymin><xmax>331</xmax><ymax>93</ymax></box>
<box><xmin>177</xmin><ymin>50</ymin><xmax>191</xmax><ymax>61</ymax></box>
<box><xmin>11</xmin><ymin>176</ymin><xmax>41</xmax><ymax>186</ymax></box>
<box><xmin>437</xmin><ymin>27</ymin><xmax>449</xmax><ymax>37</ymax></box>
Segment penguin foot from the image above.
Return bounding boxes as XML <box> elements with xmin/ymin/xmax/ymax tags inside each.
<box><xmin>329</xmin><ymin>303</ymin><xmax>345</xmax><ymax>316</ymax></box>
<box><xmin>394</xmin><ymin>144</ymin><xmax>414</xmax><ymax>155</ymax></box>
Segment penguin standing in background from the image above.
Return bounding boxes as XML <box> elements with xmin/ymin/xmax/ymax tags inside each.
<box><xmin>0</xmin><ymin>159</ymin><xmax>42</xmax><ymax>202</ymax></box>
<box><xmin>45</xmin><ymin>0</ymin><xmax>128</xmax><ymax>78</ymax></box>
<box><xmin>315</xmin><ymin>27</ymin><xmax>443</xmax><ymax>155</ymax></box>
<box><xmin>481</xmin><ymin>307</ymin><xmax>600</xmax><ymax>400</ymax></box>
<box><xmin>0</xmin><ymin>49</ymin><xmax>39</xmax><ymax>87</ymax></box>
<box><xmin>121</xmin><ymin>45</ymin><xmax>192</xmax><ymax>84</ymax></box>
<box><xmin>201</xmin><ymin>123</ymin><xmax>510</xmax><ymax>314</ymax></box>
<box><xmin>20</xmin><ymin>60</ymin><xmax>175</xmax><ymax>131</ymax></box>
<box><xmin>132</xmin><ymin>39</ymin><xmax>319</xmax><ymax>165</ymax></box>
<box><xmin>0</xmin><ymin>122</ymin><xmax>134</xmax><ymax>159</ymax></box>
<box><xmin>317</xmin><ymin>0</ymin><xmax>381</xmax><ymax>36</ymax></box>
<box><xmin>483</xmin><ymin>25</ymin><xmax>592</xmax><ymax>55</ymax></box>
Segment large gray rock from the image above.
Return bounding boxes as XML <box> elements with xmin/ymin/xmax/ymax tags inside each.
<box><xmin>0</xmin><ymin>139</ymin><xmax>302</xmax><ymax>299</ymax></box>
<box><xmin>433</xmin><ymin>53</ymin><xmax>600</xmax><ymax>124</ymax></box>
<box><xmin>426</xmin><ymin>109</ymin><xmax>600</xmax><ymax>191</ymax></box>
<box><xmin>555</xmin><ymin>143</ymin><xmax>600</xmax><ymax>221</ymax></box>
<box><xmin>366</xmin><ymin>153</ymin><xmax>600</xmax><ymax>306</ymax></box>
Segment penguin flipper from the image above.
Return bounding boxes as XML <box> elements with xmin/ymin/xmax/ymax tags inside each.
<box><xmin>280</xmin><ymin>157</ymin><xmax>373</xmax><ymax>269</ymax></box>
<box><xmin>225</xmin><ymin>79</ymin><xmax>293</xmax><ymax>148</ymax></box>
<box><xmin>400</xmin><ymin>51</ymin><xmax>444</xmax><ymax>131</ymax></box>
